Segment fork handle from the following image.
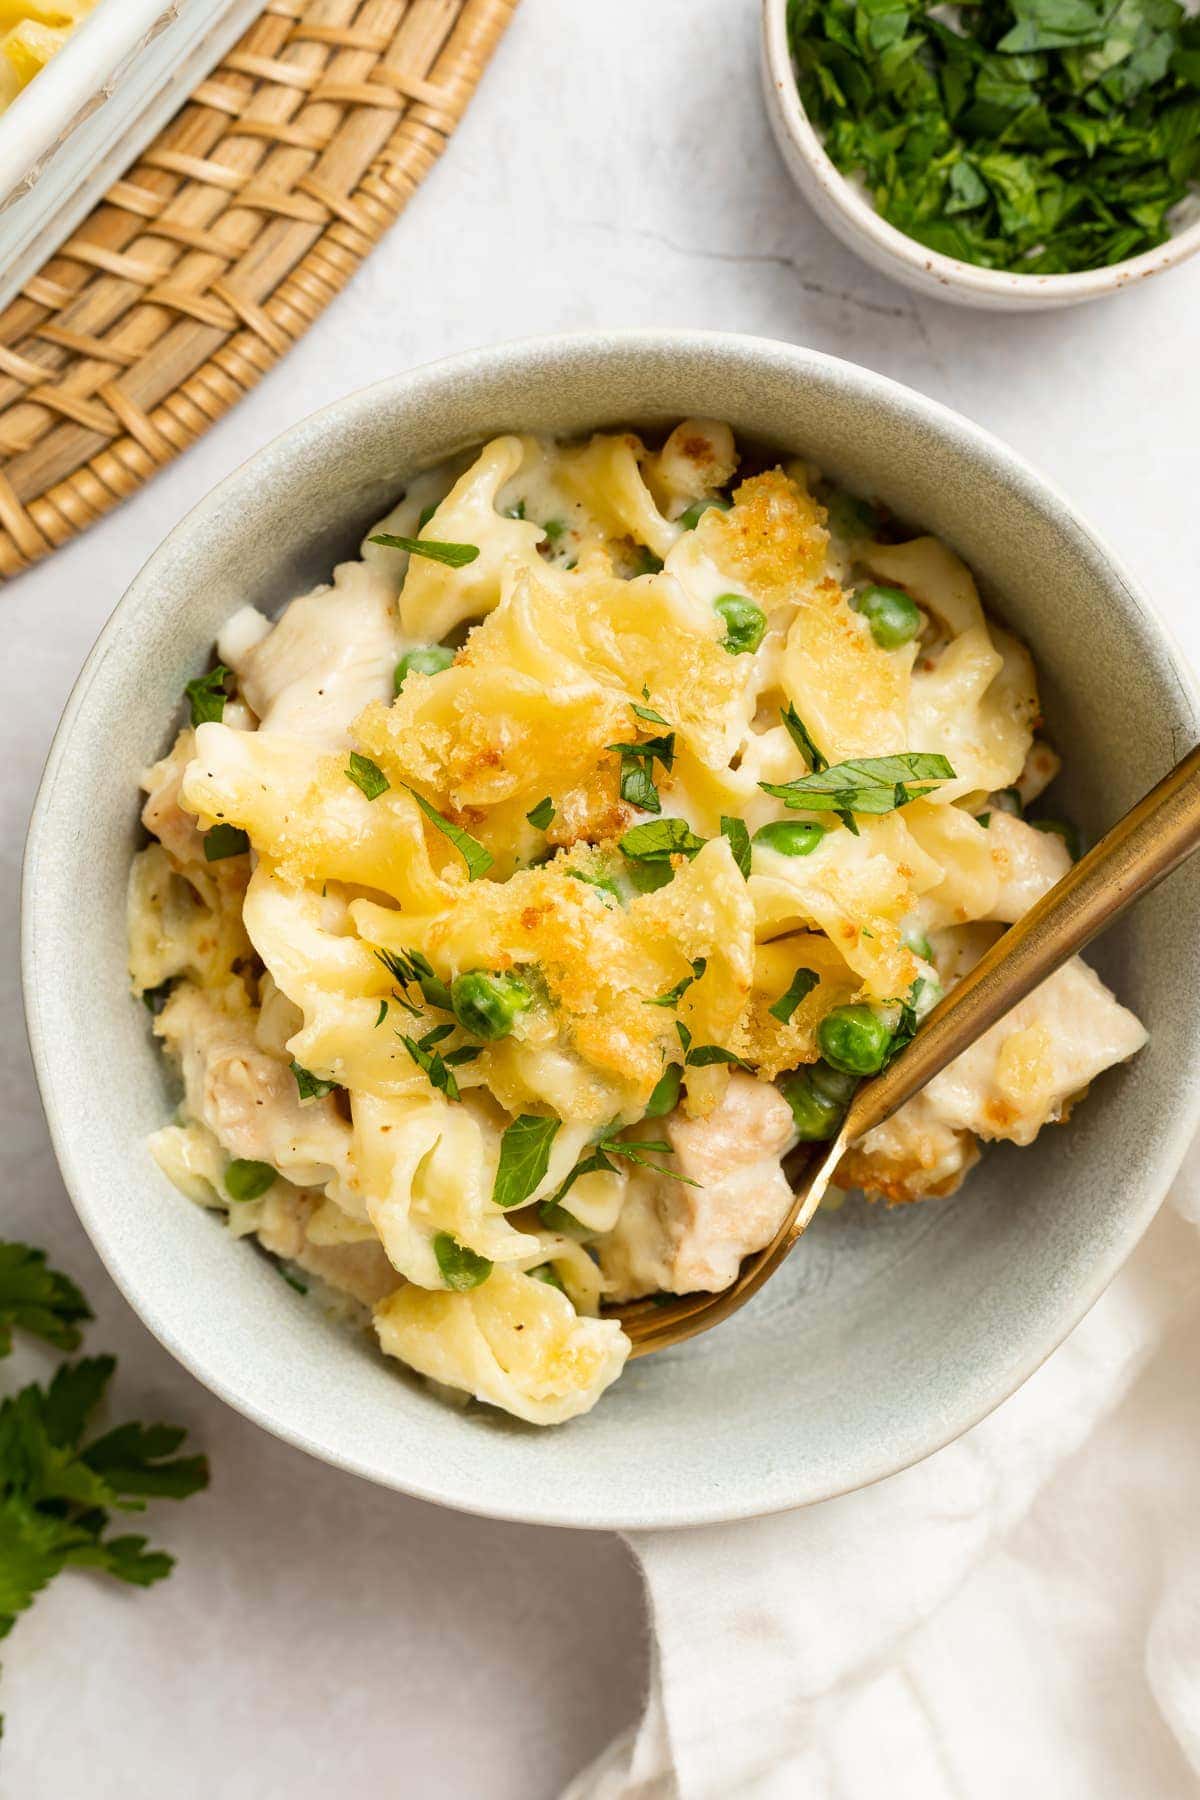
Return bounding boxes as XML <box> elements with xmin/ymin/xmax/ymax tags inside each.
<box><xmin>843</xmin><ymin>743</ymin><xmax>1200</xmax><ymax>1145</ymax></box>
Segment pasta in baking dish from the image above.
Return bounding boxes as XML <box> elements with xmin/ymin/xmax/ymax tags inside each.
<box><xmin>129</xmin><ymin>420</ymin><xmax>1147</xmax><ymax>1424</ymax></box>
<box><xmin>0</xmin><ymin>0</ymin><xmax>97</xmax><ymax>113</ymax></box>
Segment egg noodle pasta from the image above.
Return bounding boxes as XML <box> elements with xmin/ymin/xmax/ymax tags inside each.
<box><xmin>130</xmin><ymin>420</ymin><xmax>1147</xmax><ymax>1423</ymax></box>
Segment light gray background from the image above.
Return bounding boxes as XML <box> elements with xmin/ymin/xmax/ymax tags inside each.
<box><xmin>3</xmin><ymin>0</ymin><xmax>1198</xmax><ymax>1793</ymax></box>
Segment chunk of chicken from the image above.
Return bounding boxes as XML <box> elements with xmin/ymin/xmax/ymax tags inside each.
<box><xmin>840</xmin><ymin>956</ymin><xmax>1146</xmax><ymax>1203</ymax></box>
<box><xmin>599</xmin><ymin>1073</ymin><xmax>797</xmax><ymax>1299</ymax></box>
<box><xmin>984</xmin><ymin>811</ymin><xmax>1071</xmax><ymax>922</ymax></box>
<box><xmin>252</xmin><ymin>1184</ymin><xmax>397</xmax><ymax>1309</ymax></box>
<box><xmin>229</xmin><ymin>560</ymin><xmax>402</xmax><ymax>749</ymax></box>
<box><xmin>155</xmin><ymin>981</ymin><xmax>354</xmax><ymax>1201</ymax></box>
<box><xmin>141</xmin><ymin>727</ymin><xmax>207</xmax><ymax>870</ymax></box>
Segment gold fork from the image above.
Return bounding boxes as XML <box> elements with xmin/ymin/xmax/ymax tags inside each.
<box><xmin>607</xmin><ymin>744</ymin><xmax>1200</xmax><ymax>1356</ymax></box>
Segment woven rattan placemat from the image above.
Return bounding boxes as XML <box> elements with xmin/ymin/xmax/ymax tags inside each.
<box><xmin>0</xmin><ymin>0</ymin><xmax>516</xmax><ymax>579</ymax></box>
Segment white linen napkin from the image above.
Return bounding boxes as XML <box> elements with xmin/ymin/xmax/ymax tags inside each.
<box><xmin>565</xmin><ymin>1156</ymin><xmax>1200</xmax><ymax>1800</ymax></box>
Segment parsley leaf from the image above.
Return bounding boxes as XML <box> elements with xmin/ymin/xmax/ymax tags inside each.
<box><xmin>291</xmin><ymin>1062</ymin><xmax>337</xmax><ymax>1102</ymax></box>
<box><xmin>780</xmin><ymin>703</ymin><xmax>828</xmax><ymax>772</ymax></box>
<box><xmin>184</xmin><ymin>664</ymin><xmax>230</xmax><ymax>728</ymax></box>
<box><xmin>645</xmin><ymin>958</ymin><xmax>707</xmax><ymax>1008</ymax></box>
<box><xmin>644</xmin><ymin>1063</ymin><xmax>683</xmax><ymax>1117</ymax></box>
<box><xmin>406</xmin><ymin>787</ymin><xmax>493</xmax><ymax>881</ymax></box>
<box><xmin>375</xmin><ymin>946</ymin><xmax>452</xmax><ymax>1013</ymax></box>
<box><xmin>399</xmin><ymin>1025</ymin><xmax>467</xmax><ymax>1101</ymax></box>
<box><xmin>760</xmin><ymin>753</ymin><xmax>955</xmax><ymax>817</ymax></box>
<box><xmin>685</xmin><ymin>1043</ymin><xmax>753</xmax><ymax>1070</ymax></box>
<box><xmin>720</xmin><ymin>814</ymin><xmax>752</xmax><ymax>878</ymax></box>
<box><xmin>368</xmin><ymin>532</ymin><xmax>480</xmax><ymax>568</ymax></box>
<box><xmin>619</xmin><ymin>818</ymin><xmax>707</xmax><ymax>862</ymax></box>
<box><xmin>0</xmin><ymin>1245</ymin><xmax>91</xmax><ymax>1357</ymax></box>
<box><xmin>492</xmin><ymin>1115</ymin><xmax>561</xmax><ymax>1210</ymax></box>
<box><xmin>433</xmin><ymin>1234</ymin><xmax>493</xmax><ymax>1292</ymax></box>
<box><xmin>769</xmin><ymin>966</ymin><xmax>820</xmax><ymax>1025</ymax></box>
<box><xmin>345</xmin><ymin>752</ymin><xmax>389</xmax><ymax>801</ymax></box>
<box><xmin>202</xmin><ymin>823</ymin><xmax>249</xmax><ymax>861</ymax></box>
<box><xmin>631</xmin><ymin>700</ymin><xmax>670</xmax><ymax>726</ymax></box>
<box><xmin>526</xmin><ymin>796</ymin><xmax>555</xmax><ymax>830</ymax></box>
<box><xmin>607</xmin><ymin>732</ymin><xmax>675</xmax><ymax>816</ymax></box>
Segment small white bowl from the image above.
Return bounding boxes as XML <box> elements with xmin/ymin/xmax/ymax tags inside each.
<box><xmin>761</xmin><ymin>0</ymin><xmax>1200</xmax><ymax>310</ymax></box>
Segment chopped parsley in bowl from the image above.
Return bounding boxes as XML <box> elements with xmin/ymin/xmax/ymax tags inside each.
<box><xmin>762</xmin><ymin>0</ymin><xmax>1200</xmax><ymax>305</ymax></box>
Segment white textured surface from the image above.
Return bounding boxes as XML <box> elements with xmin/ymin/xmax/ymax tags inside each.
<box><xmin>1</xmin><ymin>0</ymin><xmax>1198</xmax><ymax>1792</ymax></box>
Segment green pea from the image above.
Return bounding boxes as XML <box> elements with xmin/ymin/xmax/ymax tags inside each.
<box><xmin>854</xmin><ymin>584</ymin><xmax>921</xmax><ymax>650</ymax></box>
<box><xmin>779</xmin><ymin>1068</ymin><xmax>844</xmax><ymax>1140</ymax></box>
<box><xmin>395</xmin><ymin>645</ymin><xmax>454</xmax><ymax>694</ymax></box>
<box><xmin>678</xmin><ymin>496</ymin><xmax>732</xmax><ymax>529</ymax></box>
<box><xmin>1032</xmin><ymin>817</ymin><xmax>1082</xmax><ymax>861</ymax></box>
<box><xmin>809</xmin><ymin>1060</ymin><xmax>858</xmax><ymax>1106</ymax></box>
<box><xmin>450</xmin><ymin>970</ymin><xmax>533</xmax><ymax>1041</ymax></box>
<box><xmin>752</xmin><ymin>820</ymin><xmax>826</xmax><ymax>857</ymax></box>
<box><xmin>817</xmin><ymin>1004</ymin><xmax>893</xmax><ymax>1076</ymax></box>
<box><xmin>223</xmin><ymin>1159</ymin><xmax>276</xmax><ymax>1202</ymax></box>
<box><xmin>714</xmin><ymin>594</ymin><xmax>766</xmax><ymax>656</ymax></box>
<box><xmin>824</xmin><ymin>490</ymin><xmax>875</xmax><ymax>543</ymax></box>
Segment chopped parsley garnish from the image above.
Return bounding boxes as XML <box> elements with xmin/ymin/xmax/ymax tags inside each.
<box><xmin>607</xmin><ymin>731</ymin><xmax>676</xmax><ymax>815</ymax></box>
<box><xmin>184</xmin><ymin>663</ymin><xmax>231</xmax><ymax>728</ymax></box>
<box><xmin>780</xmin><ymin>703</ymin><xmax>829</xmax><ymax>772</ymax></box>
<box><xmin>433</xmin><ymin>1233</ymin><xmax>493</xmax><ymax>1291</ymax></box>
<box><xmin>526</xmin><ymin>796</ymin><xmax>555</xmax><ymax>830</ymax></box>
<box><xmin>685</xmin><ymin>1043</ymin><xmax>754</xmax><ymax>1070</ymax></box>
<box><xmin>368</xmin><ymin>532</ymin><xmax>480</xmax><ymax>568</ymax></box>
<box><xmin>492</xmin><ymin>1115</ymin><xmax>562</xmax><ymax>1210</ymax></box>
<box><xmin>345</xmin><ymin>752</ymin><xmax>389</xmax><ymax>801</ymax></box>
<box><xmin>542</xmin><ymin>518</ymin><xmax>568</xmax><ymax>543</ymax></box>
<box><xmin>549</xmin><ymin>1125</ymin><xmax>701</xmax><ymax>1210</ymax></box>
<box><xmin>406</xmin><ymin>787</ymin><xmax>494</xmax><ymax>880</ymax></box>
<box><xmin>644</xmin><ymin>1063</ymin><xmax>683</xmax><ymax>1117</ymax></box>
<box><xmin>769</xmin><ymin>966</ymin><xmax>820</xmax><ymax>1025</ymax></box>
<box><xmin>760</xmin><ymin>753</ymin><xmax>956</xmax><ymax>817</ymax></box>
<box><xmin>291</xmin><ymin>1062</ymin><xmax>337</xmax><ymax>1101</ymax></box>
<box><xmin>645</xmin><ymin>958</ymin><xmax>707</xmax><ymax>1008</ymax></box>
<box><xmin>720</xmin><ymin>814</ymin><xmax>752</xmax><ymax>878</ymax></box>
<box><xmin>786</xmin><ymin>0</ymin><xmax>1200</xmax><ymax>275</ymax></box>
<box><xmin>375</xmin><ymin>946</ymin><xmax>452</xmax><ymax>1014</ymax></box>
<box><xmin>399</xmin><ymin>1025</ymin><xmax>465</xmax><ymax>1101</ymax></box>
<box><xmin>631</xmin><ymin>699</ymin><xmax>670</xmax><ymax>726</ymax></box>
<box><xmin>374</xmin><ymin>999</ymin><xmax>389</xmax><ymax>1028</ymax></box>
<box><xmin>202</xmin><ymin>823</ymin><xmax>249</xmax><ymax>861</ymax></box>
<box><xmin>619</xmin><ymin>818</ymin><xmax>707</xmax><ymax>862</ymax></box>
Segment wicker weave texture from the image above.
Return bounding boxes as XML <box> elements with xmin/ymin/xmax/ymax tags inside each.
<box><xmin>0</xmin><ymin>0</ymin><xmax>516</xmax><ymax>578</ymax></box>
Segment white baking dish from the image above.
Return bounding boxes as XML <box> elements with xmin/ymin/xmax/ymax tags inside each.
<box><xmin>0</xmin><ymin>0</ymin><xmax>265</xmax><ymax>314</ymax></box>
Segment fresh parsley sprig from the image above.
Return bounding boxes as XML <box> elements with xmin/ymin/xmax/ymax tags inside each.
<box><xmin>0</xmin><ymin>1243</ymin><xmax>208</xmax><ymax>1726</ymax></box>
<box><xmin>491</xmin><ymin>1115</ymin><xmax>562</xmax><ymax>1210</ymax></box>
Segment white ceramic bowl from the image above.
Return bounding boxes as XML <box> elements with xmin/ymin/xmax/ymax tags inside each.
<box><xmin>22</xmin><ymin>331</ymin><xmax>1200</xmax><ymax>1528</ymax></box>
<box><xmin>761</xmin><ymin>0</ymin><xmax>1200</xmax><ymax>311</ymax></box>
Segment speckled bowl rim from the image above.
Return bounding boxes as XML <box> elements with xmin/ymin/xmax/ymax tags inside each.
<box><xmin>21</xmin><ymin>329</ymin><xmax>1200</xmax><ymax>1529</ymax></box>
<box><xmin>761</xmin><ymin>0</ymin><xmax>1200</xmax><ymax>307</ymax></box>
